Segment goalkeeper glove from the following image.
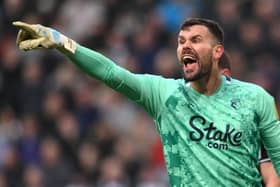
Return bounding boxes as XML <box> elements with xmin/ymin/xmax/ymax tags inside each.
<box><xmin>12</xmin><ymin>21</ymin><xmax>76</xmax><ymax>54</ymax></box>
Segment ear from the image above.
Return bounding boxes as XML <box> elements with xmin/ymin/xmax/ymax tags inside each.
<box><xmin>213</xmin><ymin>45</ymin><xmax>224</xmax><ymax>60</ymax></box>
<box><xmin>220</xmin><ymin>68</ymin><xmax>231</xmax><ymax>77</ymax></box>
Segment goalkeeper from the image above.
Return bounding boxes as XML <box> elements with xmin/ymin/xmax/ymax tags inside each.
<box><xmin>13</xmin><ymin>18</ymin><xmax>280</xmax><ymax>186</ymax></box>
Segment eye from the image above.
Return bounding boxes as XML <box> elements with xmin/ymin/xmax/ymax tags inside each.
<box><xmin>191</xmin><ymin>36</ymin><xmax>202</xmax><ymax>43</ymax></box>
<box><xmin>178</xmin><ymin>36</ymin><xmax>185</xmax><ymax>45</ymax></box>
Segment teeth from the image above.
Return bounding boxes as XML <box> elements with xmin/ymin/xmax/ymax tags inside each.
<box><xmin>182</xmin><ymin>55</ymin><xmax>197</xmax><ymax>64</ymax></box>
<box><xmin>183</xmin><ymin>55</ymin><xmax>196</xmax><ymax>60</ymax></box>
<box><xmin>183</xmin><ymin>57</ymin><xmax>194</xmax><ymax>61</ymax></box>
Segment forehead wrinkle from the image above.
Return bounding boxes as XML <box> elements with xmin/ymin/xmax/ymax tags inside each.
<box><xmin>180</xmin><ymin>25</ymin><xmax>218</xmax><ymax>45</ymax></box>
<box><xmin>180</xmin><ymin>26</ymin><xmax>208</xmax><ymax>38</ymax></box>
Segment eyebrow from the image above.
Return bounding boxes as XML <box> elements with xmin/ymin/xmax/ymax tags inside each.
<box><xmin>178</xmin><ymin>34</ymin><xmax>202</xmax><ymax>39</ymax></box>
<box><xmin>191</xmin><ymin>34</ymin><xmax>203</xmax><ymax>39</ymax></box>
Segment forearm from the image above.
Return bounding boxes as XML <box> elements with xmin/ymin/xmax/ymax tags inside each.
<box><xmin>66</xmin><ymin>44</ymin><xmax>144</xmax><ymax>101</ymax></box>
<box><xmin>67</xmin><ymin>44</ymin><xmax>116</xmax><ymax>82</ymax></box>
<box><xmin>265</xmin><ymin>180</ymin><xmax>280</xmax><ymax>187</ymax></box>
<box><xmin>260</xmin><ymin>162</ymin><xmax>280</xmax><ymax>187</ymax></box>
<box><xmin>262</xmin><ymin>120</ymin><xmax>280</xmax><ymax>177</ymax></box>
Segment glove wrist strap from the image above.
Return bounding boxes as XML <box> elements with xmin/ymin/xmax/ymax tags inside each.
<box><xmin>57</xmin><ymin>34</ymin><xmax>77</xmax><ymax>54</ymax></box>
<box><xmin>63</xmin><ymin>37</ymin><xmax>77</xmax><ymax>54</ymax></box>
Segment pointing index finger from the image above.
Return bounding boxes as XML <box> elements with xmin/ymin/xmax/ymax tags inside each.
<box><xmin>12</xmin><ymin>21</ymin><xmax>37</xmax><ymax>34</ymax></box>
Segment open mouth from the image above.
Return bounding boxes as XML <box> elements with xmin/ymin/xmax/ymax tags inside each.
<box><xmin>182</xmin><ymin>55</ymin><xmax>198</xmax><ymax>65</ymax></box>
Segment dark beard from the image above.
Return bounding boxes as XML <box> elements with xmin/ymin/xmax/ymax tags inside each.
<box><xmin>183</xmin><ymin>53</ymin><xmax>213</xmax><ymax>83</ymax></box>
<box><xmin>183</xmin><ymin>68</ymin><xmax>208</xmax><ymax>82</ymax></box>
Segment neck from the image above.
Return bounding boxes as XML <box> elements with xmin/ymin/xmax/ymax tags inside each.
<box><xmin>190</xmin><ymin>69</ymin><xmax>222</xmax><ymax>96</ymax></box>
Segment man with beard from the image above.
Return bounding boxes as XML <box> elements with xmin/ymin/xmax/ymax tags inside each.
<box><xmin>13</xmin><ymin>18</ymin><xmax>280</xmax><ymax>186</ymax></box>
<box><xmin>219</xmin><ymin>51</ymin><xmax>280</xmax><ymax>187</ymax></box>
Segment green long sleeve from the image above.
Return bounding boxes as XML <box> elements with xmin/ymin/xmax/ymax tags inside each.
<box><xmin>67</xmin><ymin>44</ymin><xmax>118</xmax><ymax>83</ymax></box>
<box><xmin>68</xmin><ymin>44</ymin><xmax>150</xmax><ymax>102</ymax></box>
<box><xmin>66</xmin><ymin>44</ymin><xmax>169</xmax><ymax>118</ymax></box>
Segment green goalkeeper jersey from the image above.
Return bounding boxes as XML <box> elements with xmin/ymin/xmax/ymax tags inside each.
<box><xmin>68</xmin><ymin>45</ymin><xmax>280</xmax><ymax>187</ymax></box>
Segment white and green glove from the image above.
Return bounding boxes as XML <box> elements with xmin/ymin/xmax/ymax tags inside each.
<box><xmin>12</xmin><ymin>21</ymin><xmax>76</xmax><ymax>54</ymax></box>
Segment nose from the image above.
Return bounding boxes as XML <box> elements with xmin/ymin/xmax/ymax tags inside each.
<box><xmin>181</xmin><ymin>40</ymin><xmax>192</xmax><ymax>50</ymax></box>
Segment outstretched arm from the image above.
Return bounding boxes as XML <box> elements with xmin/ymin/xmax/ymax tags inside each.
<box><xmin>12</xmin><ymin>21</ymin><xmax>164</xmax><ymax>118</ymax></box>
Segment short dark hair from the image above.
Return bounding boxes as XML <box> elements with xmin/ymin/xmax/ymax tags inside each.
<box><xmin>180</xmin><ymin>18</ymin><xmax>224</xmax><ymax>45</ymax></box>
<box><xmin>218</xmin><ymin>51</ymin><xmax>231</xmax><ymax>70</ymax></box>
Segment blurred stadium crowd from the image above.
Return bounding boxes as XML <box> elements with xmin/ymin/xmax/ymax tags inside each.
<box><xmin>1</xmin><ymin>0</ymin><xmax>280</xmax><ymax>186</ymax></box>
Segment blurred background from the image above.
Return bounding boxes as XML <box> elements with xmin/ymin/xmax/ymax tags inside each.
<box><xmin>1</xmin><ymin>0</ymin><xmax>280</xmax><ymax>186</ymax></box>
